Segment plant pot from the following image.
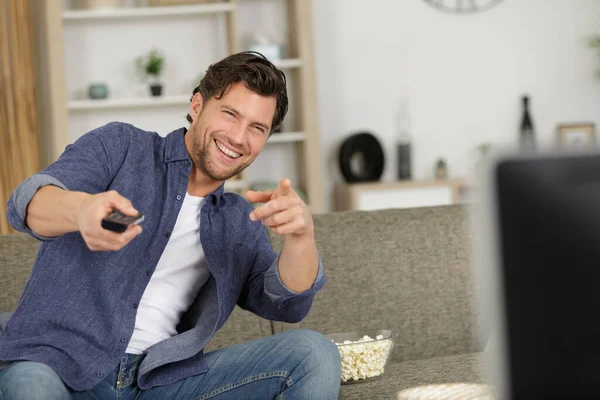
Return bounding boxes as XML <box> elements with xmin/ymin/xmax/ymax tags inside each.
<box><xmin>150</xmin><ymin>84</ymin><xmax>163</xmax><ymax>97</ymax></box>
<box><xmin>435</xmin><ymin>159</ymin><xmax>448</xmax><ymax>180</ymax></box>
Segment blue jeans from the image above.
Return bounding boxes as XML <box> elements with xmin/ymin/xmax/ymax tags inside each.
<box><xmin>0</xmin><ymin>329</ymin><xmax>341</xmax><ymax>400</ymax></box>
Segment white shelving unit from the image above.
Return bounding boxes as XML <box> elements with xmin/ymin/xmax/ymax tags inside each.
<box><xmin>223</xmin><ymin>179</ymin><xmax>248</xmax><ymax>191</ymax></box>
<box><xmin>62</xmin><ymin>3</ymin><xmax>235</xmax><ymax>20</ymax></box>
<box><xmin>273</xmin><ymin>58</ymin><xmax>302</xmax><ymax>69</ymax></box>
<box><xmin>67</xmin><ymin>95</ymin><xmax>191</xmax><ymax>111</ymax></box>
<box><xmin>35</xmin><ymin>0</ymin><xmax>325</xmax><ymax>213</ymax></box>
<box><xmin>267</xmin><ymin>131</ymin><xmax>305</xmax><ymax>144</ymax></box>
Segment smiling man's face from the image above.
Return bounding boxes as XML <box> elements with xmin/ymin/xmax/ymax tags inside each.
<box><xmin>186</xmin><ymin>81</ymin><xmax>276</xmax><ymax>182</ymax></box>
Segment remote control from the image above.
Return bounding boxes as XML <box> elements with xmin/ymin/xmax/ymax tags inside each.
<box><xmin>101</xmin><ymin>209</ymin><xmax>145</xmax><ymax>233</ymax></box>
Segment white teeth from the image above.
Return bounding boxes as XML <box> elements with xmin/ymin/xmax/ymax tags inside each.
<box><xmin>215</xmin><ymin>140</ymin><xmax>241</xmax><ymax>159</ymax></box>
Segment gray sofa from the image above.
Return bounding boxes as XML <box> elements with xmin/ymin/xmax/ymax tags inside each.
<box><xmin>0</xmin><ymin>205</ymin><xmax>485</xmax><ymax>399</ymax></box>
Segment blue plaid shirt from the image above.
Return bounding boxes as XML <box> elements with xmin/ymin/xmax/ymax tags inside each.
<box><xmin>0</xmin><ymin>122</ymin><xmax>325</xmax><ymax>391</ymax></box>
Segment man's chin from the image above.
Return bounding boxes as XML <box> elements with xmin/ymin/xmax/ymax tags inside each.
<box><xmin>202</xmin><ymin>166</ymin><xmax>244</xmax><ymax>182</ymax></box>
<box><xmin>197</xmin><ymin>154</ymin><xmax>248</xmax><ymax>182</ymax></box>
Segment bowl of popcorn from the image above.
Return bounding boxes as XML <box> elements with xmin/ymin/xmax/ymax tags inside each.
<box><xmin>326</xmin><ymin>329</ymin><xmax>398</xmax><ymax>384</ymax></box>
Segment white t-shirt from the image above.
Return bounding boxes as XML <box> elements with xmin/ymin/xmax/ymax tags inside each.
<box><xmin>126</xmin><ymin>192</ymin><xmax>210</xmax><ymax>354</ymax></box>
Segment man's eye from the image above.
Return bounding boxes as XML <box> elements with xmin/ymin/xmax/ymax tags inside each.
<box><xmin>223</xmin><ymin>110</ymin><xmax>234</xmax><ymax>117</ymax></box>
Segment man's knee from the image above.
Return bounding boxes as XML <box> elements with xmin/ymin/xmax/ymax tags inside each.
<box><xmin>0</xmin><ymin>361</ymin><xmax>70</xmax><ymax>400</ymax></box>
<box><xmin>284</xmin><ymin>329</ymin><xmax>341</xmax><ymax>374</ymax></box>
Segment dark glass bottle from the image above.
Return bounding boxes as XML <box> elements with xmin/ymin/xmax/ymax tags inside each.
<box><xmin>520</xmin><ymin>95</ymin><xmax>536</xmax><ymax>152</ymax></box>
<box><xmin>396</xmin><ymin>98</ymin><xmax>412</xmax><ymax>180</ymax></box>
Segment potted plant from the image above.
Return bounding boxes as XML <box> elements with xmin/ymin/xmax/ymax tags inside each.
<box><xmin>435</xmin><ymin>158</ymin><xmax>448</xmax><ymax>180</ymax></box>
<box><xmin>136</xmin><ymin>48</ymin><xmax>165</xmax><ymax>97</ymax></box>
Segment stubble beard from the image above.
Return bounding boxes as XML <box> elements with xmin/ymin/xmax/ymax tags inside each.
<box><xmin>192</xmin><ymin>132</ymin><xmax>249</xmax><ymax>182</ymax></box>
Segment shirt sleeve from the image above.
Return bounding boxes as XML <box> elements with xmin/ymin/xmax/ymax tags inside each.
<box><xmin>263</xmin><ymin>253</ymin><xmax>325</xmax><ymax>299</ymax></box>
<box><xmin>5</xmin><ymin>122</ymin><xmax>131</xmax><ymax>240</ymax></box>
<box><xmin>5</xmin><ymin>174</ymin><xmax>68</xmax><ymax>241</ymax></box>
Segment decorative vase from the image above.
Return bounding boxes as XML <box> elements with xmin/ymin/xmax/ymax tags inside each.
<box><xmin>150</xmin><ymin>84</ymin><xmax>163</xmax><ymax>97</ymax></box>
<box><xmin>88</xmin><ymin>82</ymin><xmax>109</xmax><ymax>99</ymax></box>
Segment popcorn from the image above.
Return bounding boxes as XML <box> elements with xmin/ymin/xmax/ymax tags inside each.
<box><xmin>333</xmin><ymin>334</ymin><xmax>393</xmax><ymax>383</ymax></box>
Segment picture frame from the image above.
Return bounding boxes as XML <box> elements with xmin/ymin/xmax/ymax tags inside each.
<box><xmin>557</xmin><ymin>123</ymin><xmax>596</xmax><ymax>150</ymax></box>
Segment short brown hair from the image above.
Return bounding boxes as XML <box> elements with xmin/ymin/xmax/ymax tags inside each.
<box><xmin>187</xmin><ymin>51</ymin><xmax>288</xmax><ymax>133</ymax></box>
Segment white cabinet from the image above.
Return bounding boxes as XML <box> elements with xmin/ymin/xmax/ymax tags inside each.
<box><xmin>334</xmin><ymin>180</ymin><xmax>470</xmax><ymax>211</ymax></box>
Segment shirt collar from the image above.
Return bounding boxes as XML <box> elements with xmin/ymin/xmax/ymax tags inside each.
<box><xmin>164</xmin><ymin>127</ymin><xmax>191</xmax><ymax>163</ymax></box>
<box><xmin>163</xmin><ymin>126</ymin><xmax>225</xmax><ymax>204</ymax></box>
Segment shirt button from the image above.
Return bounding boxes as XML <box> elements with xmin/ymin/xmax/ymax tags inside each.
<box><xmin>133</xmin><ymin>303</ymin><xmax>138</xmax><ymax>309</ymax></box>
<box><xmin>176</xmin><ymin>195</ymin><xmax>182</xmax><ymax>201</ymax></box>
<box><xmin>184</xmin><ymin>161</ymin><xmax>190</xmax><ymax>167</ymax></box>
<box><xmin>120</xmin><ymin>338</ymin><xmax>127</xmax><ymax>343</ymax></box>
<box><xmin>96</xmin><ymin>372</ymin><xmax>103</xmax><ymax>378</ymax></box>
<box><xmin>165</xmin><ymin>231</ymin><xmax>171</xmax><ymax>238</ymax></box>
<box><xmin>146</xmin><ymin>270</ymin><xmax>152</xmax><ymax>276</ymax></box>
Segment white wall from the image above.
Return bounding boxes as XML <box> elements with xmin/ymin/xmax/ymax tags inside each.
<box><xmin>312</xmin><ymin>0</ymin><xmax>600</xmax><ymax>211</ymax></box>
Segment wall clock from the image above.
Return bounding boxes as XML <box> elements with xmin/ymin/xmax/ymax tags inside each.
<box><xmin>423</xmin><ymin>0</ymin><xmax>506</xmax><ymax>14</ymax></box>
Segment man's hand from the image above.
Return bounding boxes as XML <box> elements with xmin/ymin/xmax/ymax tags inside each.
<box><xmin>78</xmin><ymin>190</ymin><xmax>142</xmax><ymax>251</ymax></box>
<box><xmin>246</xmin><ymin>178</ymin><xmax>313</xmax><ymax>237</ymax></box>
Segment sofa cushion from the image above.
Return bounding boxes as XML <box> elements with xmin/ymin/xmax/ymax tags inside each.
<box><xmin>0</xmin><ymin>233</ymin><xmax>39</xmax><ymax>312</ymax></box>
<box><xmin>339</xmin><ymin>352</ymin><xmax>486</xmax><ymax>400</ymax></box>
<box><xmin>269</xmin><ymin>205</ymin><xmax>480</xmax><ymax>362</ymax></box>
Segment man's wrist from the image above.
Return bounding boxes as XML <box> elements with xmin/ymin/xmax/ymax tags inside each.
<box><xmin>288</xmin><ymin>219</ymin><xmax>315</xmax><ymax>241</ymax></box>
<box><xmin>68</xmin><ymin>191</ymin><xmax>92</xmax><ymax>232</ymax></box>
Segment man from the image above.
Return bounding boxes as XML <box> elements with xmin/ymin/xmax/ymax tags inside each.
<box><xmin>0</xmin><ymin>51</ymin><xmax>341</xmax><ymax>399</ymax></box>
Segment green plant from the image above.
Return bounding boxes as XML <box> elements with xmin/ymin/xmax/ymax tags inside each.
<box><xmin>136</xmin><ymin>48</ymin><xmax>165</xmax><ymax>81</ymax></box>
<box><xmin>587</xmin><ymin>35</ymin><xmax>600</xmax><ymax>76</ymax></box>
<box><xmin>477</xmin><ymin>143</ymin><xmax>491</xmax><ymax>156</ymax></box>
<box><xmin>589</xmin><ymin>35</ymin><xmax>600</xmax><ymax>48</ymax></box>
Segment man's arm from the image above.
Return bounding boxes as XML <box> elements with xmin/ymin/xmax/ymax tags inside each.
<box><xmin>26</xmin><ymin>185</ymin><xmax>90</xmax><ymax>237</ymax></box>
<box><xmin>277</xmin><ymin>225</ymin><xmax>319</xmax><ymax>293</ymax></box>
<box><xmin>235</xmin><ymin>178</ymin><xmax>326</xmax><ymax>322</ymax></box>
<box><xmin>247</xmin><ymin>178</ymin><xmax>319</xmax><ymax>293</ymax></box>
<box><xmin>6</xmin><ymin>122</ymin><xmax>142</xmax><ymax>250</ymax></box>
<box><xmin>24</xmin><ymin>186</ymin><xmax>141</xmax><ymax>251</ymax></box>
<box><xmin>236</xmin><ymin>223</ymin><xmax>325</xmax><ymax>323</ymax></box>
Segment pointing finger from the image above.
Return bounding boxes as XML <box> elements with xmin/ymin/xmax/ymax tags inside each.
<box><xmin>274</xmin><ymin>178</ymin><xmax>292</xmax><ymax>197</ymax></box>
<box><xmin>245</xmin><ymin>189</ymin><xmax>274</xmax><ymax>204</ymax></box>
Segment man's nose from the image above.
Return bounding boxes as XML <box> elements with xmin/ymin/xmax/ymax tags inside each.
<box><xmin>227</xmin><ymin>123</ymin><xmax>245</xmax><ymax>145</ymax></box>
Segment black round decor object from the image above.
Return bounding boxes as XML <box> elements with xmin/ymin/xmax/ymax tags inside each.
<box><xmin>338</xmin><ymin>132</ymin><xmax>385</xmax><ymax>183</ymax></box>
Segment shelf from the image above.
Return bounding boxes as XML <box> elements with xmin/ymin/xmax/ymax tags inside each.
<box><xmin>268</xmin><ymin>132</ymin><xmax>305</xmax><ymax>144</ymax></box>
<box><xmin>68</xmin><ymin>95</ymin><xmax>190</xmax><ymax>111</ymax></box>
<box><xmin>66</xmin><ymin>58</ymin><xmax>300</xmax><ymax>112</ymax></box>
<box><xmin>62</xmin><ymin>3</ymin><xmax>235</xmax><ymax>21</ymax></box>
<box><xmin>273</xmin><ymin>59</ymin><xmax>302</xmax><ymax>69</ymax></box>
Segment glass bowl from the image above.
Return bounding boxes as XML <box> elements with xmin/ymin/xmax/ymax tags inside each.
<box><xmin>326</xmin><ymin>329</ymin><xmax>398</xmax><ymax>384</ymax></box>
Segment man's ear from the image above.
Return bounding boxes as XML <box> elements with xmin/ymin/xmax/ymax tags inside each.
<box><xmin>188</xmin><ymin>92</ymin><xmax>204</xmax><ymax>122</ymax></box>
